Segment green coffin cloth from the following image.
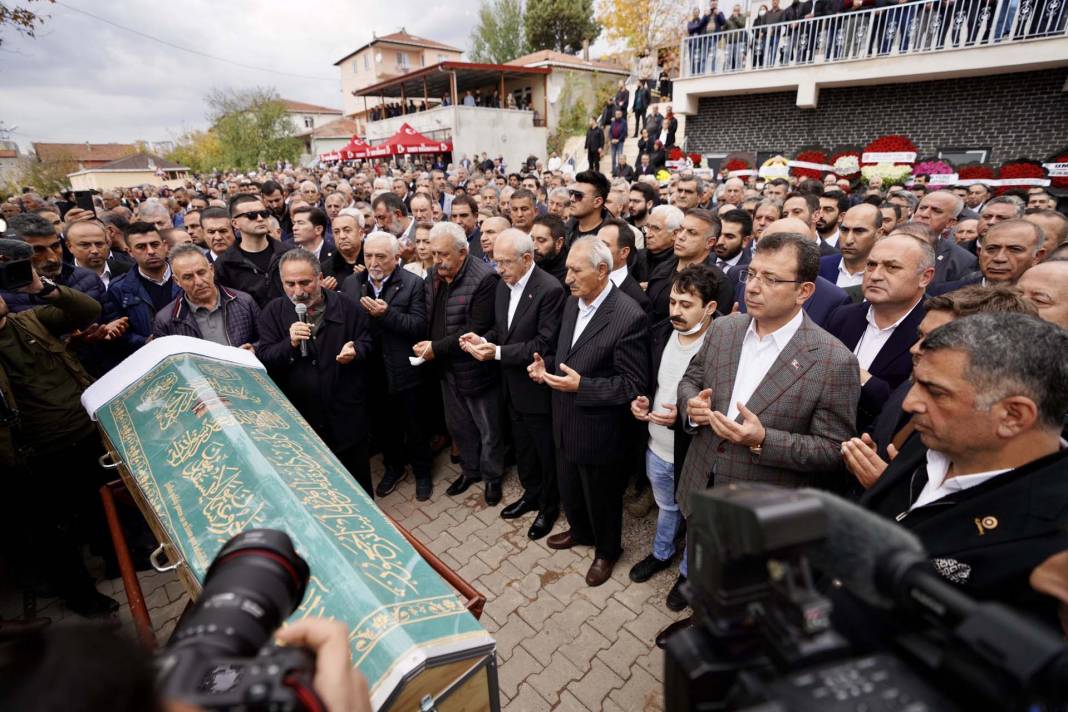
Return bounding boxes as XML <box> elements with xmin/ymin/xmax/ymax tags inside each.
<box><xmin>83</xmin><ymin>337</ymin><xmax>492</xmax><ymax>708</ymax></box>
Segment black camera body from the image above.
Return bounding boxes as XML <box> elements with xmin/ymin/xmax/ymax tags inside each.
<box><xmin>156</xmin><ymin>643</ymin><xmax>318</xmax><ymax>711</ymax></box>
<box><xmin>665</xmin><ymin>486</ymin><xmax>1068</xmax><ymax>712</ymax></box>
<box><xmin>155</xmin><ymin>529</ymin><xmax>324</xmax><ymax>712</ymax></box>
<box><xmin>0</xmin><ymin>237</ymin><xmax>33</xmax><ymax>291</ymax></box>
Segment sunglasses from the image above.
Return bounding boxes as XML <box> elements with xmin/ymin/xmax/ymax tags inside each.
<box><xmin>568</xmin><ymin>190</ymin><xmax>587</xmax><ymax>201</ymax></box>
<box><xmin>235</xmin><ymin>209</ymin><xmax>271</xmax><ymax>220</ymax></box>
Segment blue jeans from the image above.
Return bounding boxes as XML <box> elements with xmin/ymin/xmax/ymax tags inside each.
<box><xmin>646</xmin><ymin>448</ymin><xmax>683</xmax><ymax>562</ymax></box>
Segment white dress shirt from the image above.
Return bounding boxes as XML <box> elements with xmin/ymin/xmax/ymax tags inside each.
<box><xmin>726</xmin><ymin>309</ymin><xmax>804</xmax><ymax>420</ymax></box>
<box><xmin>836</xmin><ymin>258</ymin><xmax>864</xmax><ymax>288</ymax></box>
<box><xmin>910</xmin><ymin>448</ymin><xmax>1009</xmax><ymax>510</ymax></box>
<box><xmin>717</xmin><ymin>251</ymin><xmax>743</xmax><ymax>271</ymax></box>
<box><xmin>572</xmin><ymin>281</ymin><xmax>613</xmax><ymax>346</ymax></box>
<box><xmin>138</xmin><ymin>265</ymin><xmax>172</xmax><ymax>285</ymax></box>
<box><xmin>823</xmin><ymin>229</ymin><xmax>840</xmax><ymax>248</ymax></box>
<box><xmin>853</xmin><ymin>300</ymin><xmax>922</xmax><ymax>371</ymax></box>
<box><xmin>76</xmin><ymin>258</ymin><xmax>112</xmax><ymax>289</ymax></box>
<box><xmin>608</xmin><ymin>265</ymin><xmax>628</xmax><ymax>288</ymax></box>
<box><xmin>495</xmin><ymin>263</ymin><xmax>535</xmax><ymax>361</ymax></box>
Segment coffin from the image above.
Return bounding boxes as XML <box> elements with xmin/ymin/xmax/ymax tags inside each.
<box><xmin>82</xmin><ymin>336</ymin><xmax>499</xmax><ymax>712</ymax></box>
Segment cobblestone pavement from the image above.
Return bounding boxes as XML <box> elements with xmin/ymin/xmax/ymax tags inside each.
<box><xmin>1</xmin><ymin>451</ymin><xmax>687</xmax><ymax>710</ymax></box>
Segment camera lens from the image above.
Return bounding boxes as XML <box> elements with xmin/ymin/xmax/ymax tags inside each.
<box><xmin>165</xmin><ymin>529</ymin><xmax>310</xmax><ymax>658</ymax></box>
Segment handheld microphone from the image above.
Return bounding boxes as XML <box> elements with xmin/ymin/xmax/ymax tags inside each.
<box><xmin>294</xmin><ymin>303</ymin><xmax>309</xmax><ymax>358</ymax></box>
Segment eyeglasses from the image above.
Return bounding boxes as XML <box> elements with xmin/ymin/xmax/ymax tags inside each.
<box><xmin>568</xmin><ymin>190</ymin><xmax>587</xmax><ymax>201</ymax></box>
<box><xmin>235</xmin><ymin>209</ymin><xmax>271</xmax><ymax>220</ymax></box>
<box><xmin>739</xmin><ymin>270</ymin><xmax>806</xmax><ymax>287</ymax></box>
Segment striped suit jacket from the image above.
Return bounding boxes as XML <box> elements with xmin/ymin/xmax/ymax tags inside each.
<box><xmin>676</xmin><ymin>312</ymin><xmax>860</xmax><ymax>518</ymax></box>
<box><xmin>547</xmin><ymin>284</ymin><xmax>650</xmax><ymax>466</ymax></box>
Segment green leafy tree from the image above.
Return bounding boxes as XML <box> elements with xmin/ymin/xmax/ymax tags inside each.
<box><xmin>470</xmin><ymin>0</ymin><xmax>528</xmax><ymax>64</ymax></box>
<box><xmin>205</xmin><ymin>87</ymin><xmax>302</xmax><ymax>171</ymax></box>
<box><xmin>166</xmin><ymin>129</ymin><xmax>224</xmax><ymax>174</ymax></box>
<box><xmin>3</xmin><ymin>151</ymin><xmax>78</xmax><ymax>196</ymax></box>
<box><xmin>524</xmin><ymin>0</ymin><xmax>600</xmax><ymax>54</ymax></box>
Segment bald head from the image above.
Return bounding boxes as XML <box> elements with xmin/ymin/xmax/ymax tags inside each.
<box><xmin>764</xmin><ymin>216</ymin><xmax>814</xmax><ymax>242</ymax></box>
<box><xmin>843</xmin><ymin>202</ymin><xmax>882</xmax><ymax>228</ymax></box>
<box><xmin>1018</xmin><ymin>260</ymin><xmax>1068</xmax><ymax>330</ymax></box>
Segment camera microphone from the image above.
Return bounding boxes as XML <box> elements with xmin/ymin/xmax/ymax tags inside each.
<box><xmin>294</xmin><ymin>303</ymin><xmax>308</xmax><ymax>358</ymax></box>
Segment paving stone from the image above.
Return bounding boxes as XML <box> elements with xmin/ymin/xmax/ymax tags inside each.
<box><xmin>609</xmin><ymin>663</ymin><xmax>662</xmax><ymax>711</ymax></box>
<box><xmin>456</xmin><ymin>555</ymin><xmax>491</xmax><ymax>584</ymax></box>
<box><xmin>566</xmin><ymin>656</ymin><xmax>624</xmax><ymax>711</ymax></box>
<box><xmin>474</xmin><ymin>558</ymin><xmax>525</xmax><ymax>597</ymax></box>
<box><xmin>477</xmin><ymin>539</ymin><xmax>516</xmax><ymax>570</ymax></box>
<box><xmin>558</xmin><ymin>623</ymin><xmax>611</xmax><ymax>672</ymax></box>
<box><xmin>635</xmin><ymin>647</ymin><xmax>666</xmax><ymax>684</ymax></box>
<box><xmin>492</xmin><ymin>615</ymin><xmax>536</xmax><ymax>662</ymax></box>
<box><xmin>510</xmin><ymin>681</ymin><xmax>552</xmax><ymax>712</ymax></box>
<box><xmin>515</xmin><ymin>590</ymin><xmax>565</xmax><ymax>630</ymax></box>
<box><xmin>482</xmin><ymin>584</ymin><xmax>529</xmax><ymax>628</ymax></box>
<box><xmin>597</xmin><ymin>628</ymin><xmax>648</xmax><ymax>679</ymax></box>
<box><xmin>624</xmin><ymin>605</ymin><xmax>679</xmax><ymax>645</ymax></box>
<box><xmin>554</xmin><ymin>689</ymin><xmax>591</xmax><ymax>712</ymax></box>
<box><xmin>588</xmin><ymin>600</ymin><xmax>639</xmax><ymax>642</ymax></box>
<box><xmin>612</xmin><ymin>578</ymin><xmax>658</xmax><ymax>617</ymax></box>
<box><xmin>498</xmin><ymin>642</ymin><xmax>539</xmax><ymax>698</ymax></box>
<box><xmin>526</xmin><ymin>651</ymin><xmax>584</xmax><ymax>706</ymax></box>
<box><xmin>541</xmin><ymin>571</ymin><xmax>587</xmax><ymax>603</ymax></box>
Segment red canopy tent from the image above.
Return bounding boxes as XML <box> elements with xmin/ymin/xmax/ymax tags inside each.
<box><xmin>379</xmin><ymin>123</ymin><xmax>452</xmax><ymax>156</ymax></box>
<box><xmin>337</xmin><ymin>136</ymin><xmax>371</xmax><ymax>160</ymax></box>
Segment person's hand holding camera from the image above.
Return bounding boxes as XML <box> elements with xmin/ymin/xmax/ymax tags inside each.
<box><xmin>275</xmin><ymin>618</ymin><xmax>372</xmax><ymax>712</ymax></box>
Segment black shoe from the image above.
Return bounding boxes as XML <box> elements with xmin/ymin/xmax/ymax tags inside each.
<box><xmin>527</xmin><ymin>511</ymin><xmax>557</xmax><ymax>540</ymax></box>
<box><xmin>655</xmin><ymin>616</ymin><xmax>694</xmax><ymax>649</ymax></box>
<box><xmin>446</xmin><ymin>476</ymin><xmax>477</xmax><ymax>497</ymax></box>
<box><xmin>666</xmin><ymin>574</ymin><xmax>688</xmax><ymax>612</ymax></box>
<box><xmin>500</xmin><ymin>498</ymin><xmax>537</xmax><ymax>519</ymax></box>
<box><xmin>65</xmin><ymin>589</ymin><xmax>120</xmax><ymax>618</ymax></box>
<box><xmin>375</xmin><ymin>468</ymin><xmax>406</xmax><ymax>497</ymax></box>
<box><xmin>415</xmin><ymin>478</ymin><xmax>432</xmax><ymax>502</ymax></box>
<box><xmin>484</xmin><ymin>480</ymin><xmax>502</xmax><ymax>506</ymax></box>
<box><xmin>629</xmin><ymin>554</ymin><xmax>672</xmax><ymax>583</ymax></box>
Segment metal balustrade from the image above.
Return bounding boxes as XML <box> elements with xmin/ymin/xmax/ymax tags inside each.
<box><xmin>679</xmin><ymin>0</ymin><xmax>1067</xmax><ymax>78</ymax></box>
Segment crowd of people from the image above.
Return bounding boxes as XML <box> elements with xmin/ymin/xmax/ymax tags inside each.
<box><xmin>684</xmin><ymin>0</ymin><xmax>1067</xmax><ymax>74</ymax></box>
<box><xmin>2</xmin><ymin>154</ymin><xmax>1068</xmax><ymax>653</ymax></box>
<box><xmin>585</xmin><ymin>78</ymin><xmax>679</xmax><ymax>178</ymax></box>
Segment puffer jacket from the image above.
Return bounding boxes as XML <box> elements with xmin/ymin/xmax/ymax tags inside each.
<box><xmin>426</xmin><ymin>256</ymin><xmax>499</xmax><ymax>396</ymax></box>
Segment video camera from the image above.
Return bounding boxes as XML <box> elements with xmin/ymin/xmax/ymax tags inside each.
<box><xmin>664</xmin><ymin>486</ymin><xmax>1068</xmax><ymax>711</ymax></box>
<box><xmin>155</xmin><ymin>528</ymin><xmax>325</xmax><ymax>711</ymax></box>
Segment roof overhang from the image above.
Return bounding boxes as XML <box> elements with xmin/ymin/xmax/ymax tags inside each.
<box><xmin>352</xmin><ymin>61</ymin><xmax>550</xmax><ymax>100</ymax></box>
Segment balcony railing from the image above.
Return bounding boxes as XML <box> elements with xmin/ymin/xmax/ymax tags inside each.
<box><xmin>679</xmin><ymin>0</ymin><xmax>1067</xmax><ymax>78</ymax></box>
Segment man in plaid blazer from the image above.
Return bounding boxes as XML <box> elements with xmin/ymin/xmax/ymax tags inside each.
<box><xmin>666</xmin><ymin>232</ymin><xmax>860</xmax><ymax>617</ymax></box>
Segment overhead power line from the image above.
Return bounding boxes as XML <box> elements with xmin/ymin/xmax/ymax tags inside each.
<box><xmin>54</xmin><ymin>1</ymin><xmax>337</xmax><ymax>82</ymax></box>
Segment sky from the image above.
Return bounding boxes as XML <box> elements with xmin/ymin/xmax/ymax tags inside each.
<box><xmin>0</xmin><ymin>1</ymin><xmax>485</xmax><ymax>152</ymax></box>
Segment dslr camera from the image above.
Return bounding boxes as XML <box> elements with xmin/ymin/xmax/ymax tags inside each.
<box><xmin>155</xmin><ymin>529</ymin><xmax>325</xmax><ymax>711</ymax></box>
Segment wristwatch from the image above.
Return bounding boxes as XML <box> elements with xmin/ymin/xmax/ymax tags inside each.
<box><xmin>37</xmin><ymin>277</ymin><xmax>58</xmax><ymax>297</ymax></box>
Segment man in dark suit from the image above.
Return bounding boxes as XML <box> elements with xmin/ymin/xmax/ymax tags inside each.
<box><xmin>584</xmin><ymin>117</ymin><xmax>605</xmax><ymax>171</ymax></box>
<box><xmin>66</xmin><ymin>221</ymin><xmax>132</xmax><ymax>291</ymax></box>
<box><xmin>715</xmin><ymin>209</ymin><xmax>753</xmax><ymax>290</ymax></box>
<box><xmin>647</xmin><ymin>208</ymin><xmax>735</xmax><ymax>322</ymax></box>
<box><xmin>342</xmin><ymin>232</ymin><xmax>433</xmax><ymax>501</ymax></box>
<box><xmin>674</xmin><ymin>233</ymin><xmax>859</xmax><ymax>611</ymax></box>
<box><xmin>531</xmin><ymin>214</ymin><xmax>569</xmax><ymax>288</ymax></box>
<box><xmin>449</xmin><ymin>195</ymin><xmax>483</xmax><ymax>260</ymax></box>
<box><xmin>257</xmin><ymin>248</ymin><xmax>374</xmax><ymax>495</ymax></box>
<box><xmin>930</xmin><ymin>219</ymin><xmax>1047</xmax><ymax>296</ymax></box>
<box><xmin>598</xmin><ymin>217</ymin><xmax>650</xmax><ymax>312</ymax></box>
<box><xmin>735</xmin><ymin>218</ymin><xmax>851</xmax><ymax>328</ymax></box>
<box><xmin>912</xmin><ymin>190</ymin><xmax>978</xmax><ymax>285</ymax></box>
<box><xmin>861</xmin><ymin>314</ymin><xmax>1068</xmax><ymax>624</ymax></box>
<box><xmin>461</xmin><ymin>229</ymin><xmax>566</xmax><ymax>539</ymax></box>
<box><xmin>783</xmin><ymin>193</ymin><xmax>838</xmax><ymax>257</ymax></box>
<box><xmin>288</xmin><ymin>206</ymin><xmax>336</xmax><ymax>284</ymax></box>
<box><xmin>817</xmin><ymin>203</ymin><xmax>885</xmax><ymax>289</ymax></box>
<box><xmin>825</xmin><ymin>232</ymin><xmax>933</xmax><ymax>433</ymax></box>
<box><xmin>528</xmin><ymin>236</ymin><xmax>649</xmax><ymax>586</ymax></box>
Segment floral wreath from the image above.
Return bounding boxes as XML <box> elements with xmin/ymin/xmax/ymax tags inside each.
<box><xmin>790</xmin><ymin>147</ymin><xmax>831</xmax><ymax>181</ymax></box>
<box><xmin>1043</xmin><ymin>148</ymin><xmax>1068</xmax><ymax>191</ymax></box>
<box><xmin>862</xmin><ymin>135</ymin><xmax>918</xmax><ymax>166</ymax></box>
<box><xmin>996</xmin><ymin>159</ymin><xmax>1048</xmax><ymax>195</ymax></box>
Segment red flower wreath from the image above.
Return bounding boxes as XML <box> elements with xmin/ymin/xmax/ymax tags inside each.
<box><xmin>996</xmin><ymin>159</ymin><xmax>1048</xmax><ymax>195</ymax></box>
<box><xmin>791</xmin><ymin>149</ymin><xmax>831</xmax><ymax>181</ymax></box>
<box><xmin>958</xmin><ymin>163</ymin><xmax>996</xmax><ymax>182</ymax></box>
<box><xmin>724</xmin><ymin>158</ymin><xmax>752</xmax><ymax>174</ymax></box>
<box><xmin>862</xmin><ymin>135</ymin><xmax>918</xmax><ymax>165</ymax></box>
<box><xmin>667</xmin><ymin>146</ymin><xmax>684</xmax><ymax>162</ymax></box>
<box><xmin>831</xmin><ymin>149</ymin><xmax>862</xmax><ymax>178</ymax></box>
<box><xmin>1045</xmin><ymin>150</ymin><xmax>1068</xmax><ymax>191</ymax></box>
<box><xmin>688</xmin><ymin>152</ymin><xmax>702</xmax><ymax>168</ymax></box>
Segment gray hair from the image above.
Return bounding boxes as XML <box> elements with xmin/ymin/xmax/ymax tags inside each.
<box><xmin>926</xmin><ymin>190</ymin><xmax>962</xmax><ymax>218</ymax></box>
<box><xmin>168</xmin><ymin>243</ymin><xmax>209</xmax><ymax>265</ymax></box>
<box><xmin>137</xmin><ymin>200</ymin><xmax>169</xmax><ymax>220</ymax></box>
<box><xmin>494</xmin><ymin>228</ymin><xmax>534</xmax><ymax>256</ymax></box>
<box><xmin>981</xmin><ymin>217</ymin><xmax>1046</xmax><ymax>250</ymax></box>
<box><xmin>651</xmin><ymin>204</ymin><xmax>685</xmax><ymax>231</ymax></box>
<box><xmin>481</xmin><ymin>185</ymin><xmax>500</xmax><ymax>198</ymax></box>
<box><xmin>429</xmin><ymin>221</ymin><xmax>468</xmax><ymax>252</ymax></box>
<box><xmin>922</xmin><ymin>313</ymin><xmax>1068</xmax><ymax>429</ymax></box>
<box><xmin>336</xmin><ymin>207</ymin><xmax>364</xmax><ymax>228</ymax></box>
<box><xmin>279</xmin><ymin>247</ymin><xmax>322</xmax><ymax>275</ymax></box>
<box><xmin>983</xmin><ymin>195</ymin><xmax>1026</xmax><ymax>219</ymax></box>
<box><xmin>300</xmin><ymin>179</ymin><xmax>319</xmax><ymax>191</ymax></box>
<box><xmin>571</xmin><ymin>235</ymin><xmax>612</xmax><ymax>271</ymax></box>
<box><xmin>548</xmin><ymin>186</ymin><xmax>570</xmax><ymax>203</ymax></box>
<box><xmin>893</xmin><ymin>189</ymin><xmax>920</xmax><ymax>212</ymax></box>
<box><xmin>677</xmin><ymin>173</ymin><xmax>704</xmax><ymax>194</ymax></box>
<box><xmin>364</xmin><ymin>230</ymin><xmax>399</xmax><ymax>257</ymax></box>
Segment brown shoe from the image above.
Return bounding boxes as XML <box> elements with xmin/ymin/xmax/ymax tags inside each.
<box><xmin>655</xmin><ymin>616</ymin><xmax>694</xmax><ymax>649</ymax></box>
<box><xmin>585</xmin><ymin>558</ymin><xmax>616</xmax><ymax>587</ymax></box>
<box><xmin>546</xmin><ymin>530</ymin><xmax>576</xmax><ymax>550</ymax></box>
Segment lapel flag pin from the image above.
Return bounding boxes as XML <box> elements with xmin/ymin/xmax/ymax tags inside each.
<box><xmin>791</xmin><ymin>359</ymin><xmax>800</xmax><ymax>370</ymax></box>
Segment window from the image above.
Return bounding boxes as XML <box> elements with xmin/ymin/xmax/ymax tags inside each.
<box><xmin>438</xmin><ymin>53</ymin><xmax>447</xmax><ymax>62</ymax></box>
<box><xmin>397</xmin><ymin>52</ymin><xmax>409</xmax><ymax>68</ymax></box>
<box><xmin>938</xmin><ymin>147</ymin><xmax>990</xmax><ymax>164</ymax></box>
<box><xmin>352</xmin><ymin>60</ymin><xmax>358</xmax><ymax>74</ymax></box>
<box><xmin>303</xmin><ymin>116</ymin><xmax>314</xmax><ymax>129</ymax></box>
<box><xmin>364</xmin><ymin>54</ymin><xmax>370</xmax><ymax>70</ymax></box>
<box><xmin>418</xmin><ymin>54</ymin><xmax>424</xmax><ymax>67</ymax></box>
